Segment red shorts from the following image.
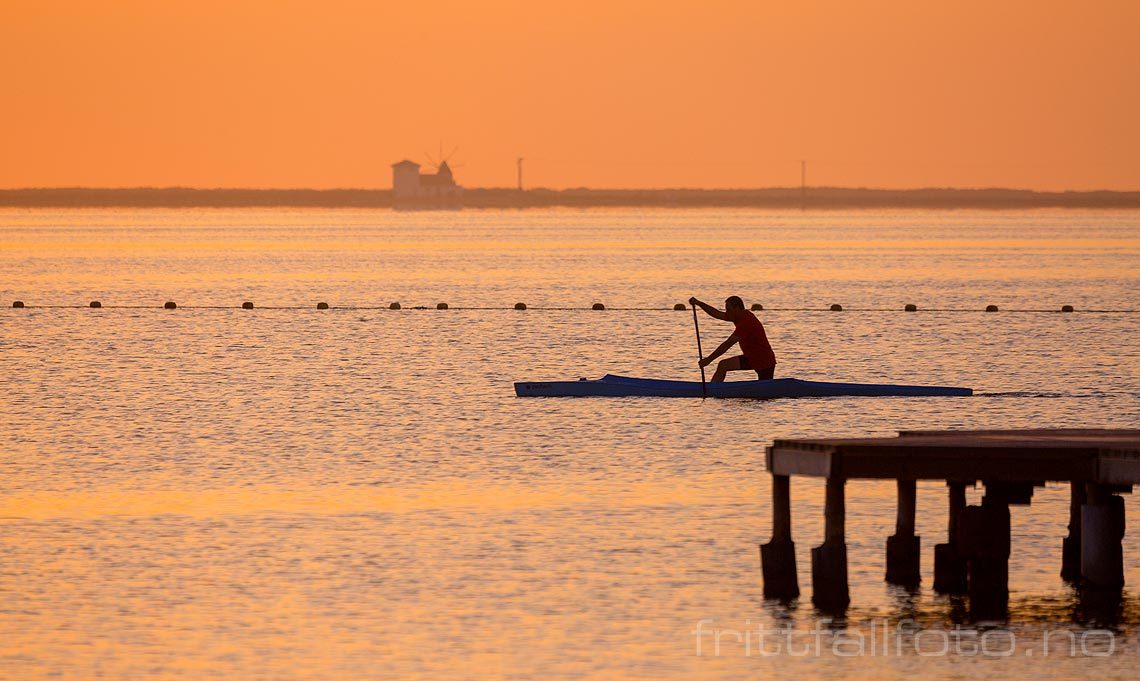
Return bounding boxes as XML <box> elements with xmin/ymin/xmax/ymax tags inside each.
<box><xmin>738</xmin><ymin>355</ymin><xmax>775</xmax><ymax>379</ymax></box>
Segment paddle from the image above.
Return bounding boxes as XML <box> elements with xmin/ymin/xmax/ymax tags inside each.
<box><xmin>691</xmin><ymin>301</ymin><xmax>708</xmax><ymax>397</ymax></box>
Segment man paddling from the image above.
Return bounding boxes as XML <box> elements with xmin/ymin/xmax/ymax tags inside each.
<box><xmin>688</xmin><ymin>296</ymin><xmax>777</xmax><ymax>381</ymax></box>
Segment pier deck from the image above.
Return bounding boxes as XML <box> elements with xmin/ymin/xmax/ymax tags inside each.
<box><xmin>768</xmin><ymin>428</ymin><xmax>1140</xmax><ymax>483</ymax></box>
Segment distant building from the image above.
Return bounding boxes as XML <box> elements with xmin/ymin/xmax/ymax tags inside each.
<box><xmin>391</xmin><ymin>159</ymin><xmax>462</xmax><ymax>209</ymax></box>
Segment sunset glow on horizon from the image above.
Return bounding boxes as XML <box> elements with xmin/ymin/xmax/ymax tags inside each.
<box><xmin>2</xmin><ymin>0</ymin><xmax>1138</xmax><ymax>191</ymax></box>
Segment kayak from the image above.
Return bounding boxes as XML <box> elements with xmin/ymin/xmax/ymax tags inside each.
<box><xmin>514</xmin><ymin>374</ymin><xmax>972</xmax><ymax>398</ymax></box>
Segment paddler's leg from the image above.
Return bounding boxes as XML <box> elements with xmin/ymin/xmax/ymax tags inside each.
<box><xmin>711</xmin><ymin>355</ymin><xmax>745</xmax><ymax>382</ymax></box>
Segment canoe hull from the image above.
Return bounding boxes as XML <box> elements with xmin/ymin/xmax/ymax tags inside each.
<box><xmin>514</xmin><ymin>374</ymin><xmax>972</xmax><ymax>398</ymax></box>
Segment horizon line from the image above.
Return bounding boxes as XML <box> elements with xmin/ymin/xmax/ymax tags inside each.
<box><xmin>3</xmin><ymin>185</ymin><xmax>1140</xmax><ymax>194</ymax></box>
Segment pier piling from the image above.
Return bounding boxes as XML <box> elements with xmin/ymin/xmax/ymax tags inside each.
<box><xmin>811</xmin><ymin>475</ymin><xmax>849</xmax><ymax>611</ymax></box>
<box><xmin>886</xmin><ymin>479</ymin><xmax>921</xmax><ymax>587</ymax></box>
<box><xmin>933</xmin><ymin>481</ymin><xmax>969</xmax><ymax>593</ymax></box>
<box><xmin>1061</xmin><ymin>481</ymin><xmax>1086</xmax><ymax>581</ymax></box>
<box><xmin>1080</xmin><ymin>483</ymin><xmax>1126</xmax><ymax>590</ymax></box>
<box><xmin>760</xmin><ymin>474</ymin><xmax>799</xmax><ymax>600</ymax></box>
<box><xmin>961</xmin><ymin>489</ymin><xmax>1012</xmax><ymax>617</ymax></box>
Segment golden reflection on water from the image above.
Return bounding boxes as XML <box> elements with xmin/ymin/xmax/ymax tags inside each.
<box><xmin>3</xmin><ymin>208</ymin><xmax>1139</xmax><ymax>305</ymax></box>
<box><xmin>1</xmin><ymin>208</ymin><xmax>1138</xmax><ymax>679</ymax></box>
<box><xmin>0</xmin><ymin>477</ymin><xmax>760</xmax><ymax>519</ymax></box>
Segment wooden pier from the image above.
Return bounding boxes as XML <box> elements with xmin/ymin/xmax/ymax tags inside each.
<box><xmin>760</xmin><ymin>429</ymin><xmax>1140</xmax><ymax>615</ymax></box>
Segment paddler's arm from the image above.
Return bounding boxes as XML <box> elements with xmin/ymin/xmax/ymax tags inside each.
<box><xmin>689</xmin><ymin>297</ymin><xmax>729</xmax><ymax>321</ymax></box>
<box><xmin>699</xmin><ymin>334</ymin><xmax>739</xmax><ymax>367</ymax></box>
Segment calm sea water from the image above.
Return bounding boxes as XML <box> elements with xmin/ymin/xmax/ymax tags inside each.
<box><xmin>1</xmin><ymin>208</ymin><xmax>1139</xmax><ymax>679</ymax></box>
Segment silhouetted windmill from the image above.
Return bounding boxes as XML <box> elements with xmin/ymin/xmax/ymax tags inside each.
<box><xmin>423</xmin><ymin>143</ymin><xmax>464</xmax><ymax>176</ymax></box>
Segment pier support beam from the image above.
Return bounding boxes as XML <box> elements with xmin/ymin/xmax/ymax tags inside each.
<box><xmin>886</xmin><ymin>479</ymin><xmax>921</xmax><ymax>587</ymax></box>
<box><xmin>933</xmin><ymin>481</ymin><xmax>968</xmax><ymax>593</ymax></box>
<box><xmin>1080</xmin><ymin>483</ymin><xmax>1125</xmax><ymax>590</ymax></box>
<box><xmin>811</xmin><ymin>475</ymin><xmax>849</xmax><ymax>611</ymax></box>
<box><xmin>760</xmin><ymin>474</ymin><xmax>799</xmax><ymax>600</ymax></box>
<box><xmin>961</xmin><ymin>488</ymin><xmax>1011</xmax><ymax>618</ymax></box>
<box><xmin>1061</xmin><ymin>481</ymin><xmax>1086</xmax><ymax>582</ymax></box>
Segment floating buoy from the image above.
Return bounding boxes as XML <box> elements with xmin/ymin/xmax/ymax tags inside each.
<box><xmin>830</xmin><ymin>303</ymin><xmax>843</xmax><ymax>311</ymax></box>
<box><xmin>1061</xmin><ymin>305</ymin><xmax>1074</xmax><ymax>312</ymax></box>
<box><xmin>164</xmin><ymin>301</ymin><xmax>177</xmax><ymax>310</ymax></box>
<box><xmin>751</xmin><ymin>303</ymin><xmax>763</xmax><ymax>311</ymax></box>
<box><xmin>316</xmin><ymin>302</ymin><xmax>329</xmax><ymax>310</ymax></box>
<box><xmin>514</xmin><ymin>302</ymin><xmax>527</xmax><ymax>310</ymax></box>
<box><xmin>12</xmin><ymin>301</ymin><xmax>24</xmax><ymax>308</ymax></box>
<box><xmin>904</xmin><ymin>304</ymin><xmax>917</xmax><ymax>312</ymax></box>
<box><xmin>90</xmin><ymin>301</ymin><xmax>102</xmax><ymax>308</ymax></box>
<box><xmin>242</xmin><ymin>301</ymin><xmax>254</xmax><ymax>309</ymax></box>
<box><xmin>592</xmin><ymin>303</ymin><xmax>605</xmax><ymax>310</ymax></box>
<box><xmin>389</xmin><ymin>302</ymin><xmax>401</xmax><ymax>310</ymax></box>
<box><xmin>985</xmin><ymin>304</ymin><xmax>999</xmax><ymax>312</ymax></box>
<box><xmin>674</xmin><ymin>303</ymin><xmax>686</xmax><ymax>311</ymax></box>
<box><xmin>436</xmin><ymin>302</ymin><xmax>448</xmax><ymax>310</ymax></box>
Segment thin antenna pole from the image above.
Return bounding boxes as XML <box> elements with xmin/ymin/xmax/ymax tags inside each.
<box><xmin>517</xmin><ymin>157</ymin><xmax>524</xmax><ymax>191</ymax></box>
<box><xmin>800</xmin><ymin>160</ymin><xmax>806</xmax><ymax>209</ymax></box>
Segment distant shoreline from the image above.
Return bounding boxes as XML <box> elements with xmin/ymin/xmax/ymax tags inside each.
<box><xmin>2</xmin><ymin>187</ymin><xmax>1140</xmax><ymax>209</ymax></box>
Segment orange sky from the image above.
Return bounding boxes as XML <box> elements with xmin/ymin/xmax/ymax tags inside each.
<box><xmin>2</xmin><ymin>0</ymin><xmax>1138</xmax><ymax>190</ymax></box>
